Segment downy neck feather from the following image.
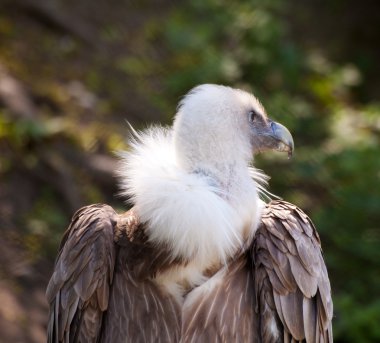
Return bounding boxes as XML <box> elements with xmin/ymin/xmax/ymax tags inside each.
<box><xmin>118</xmin><ymin>127</ymin><xmax>265</xmax><ymax>272</ymax></box>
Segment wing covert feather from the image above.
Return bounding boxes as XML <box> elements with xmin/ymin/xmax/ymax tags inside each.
<box><xmin>46</xmin><ymin>204</ymin><xmax>118</xmax><ymax>343</ymax></box>
<box><xmin>254</xmin><ymin>200</ymin><xmax>333</xmax><ymax>343</ymax></box>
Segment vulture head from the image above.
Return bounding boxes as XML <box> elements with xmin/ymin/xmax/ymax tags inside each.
<box><xmin>173</xmin><ymin>84</ymin><xmax>293</xmax><ymax>176</ymax></box>
<box><xmin>120</xmin><ymin>84</ymin><xmax>294</xmax><ymax>269</ymax></box>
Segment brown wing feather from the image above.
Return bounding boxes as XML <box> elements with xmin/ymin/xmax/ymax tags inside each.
<box><xmin>47</xmin><ymin>204</ymin><xmax>183</xmax><ymax>343</ymax></box>
<box><xmin>254</xmin><ymin>200</ymin><xmax>333</xmax><ymax>343</ymax></box>
<box><xmin>46</xmin><ymin>204</ymin><xmax>118</xmax><ymax>343</ymax></box>
<box><xmin>101</xmin><ymin>247</ymin><xmax>182</xmax><ymax>343</ymax></box>
<box><xmin>101</xmin><ymin>209</ymin><xmax>183</xmax><ymax>342</ymax></box>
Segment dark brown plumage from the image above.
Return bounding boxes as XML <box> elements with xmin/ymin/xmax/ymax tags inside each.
<box><xmin>255</xmin><ymin>201</ymin><xmax>333</xmax><ymax>343</ymax></box>
<box><xmin>46</xmin><ymin>200</ymin><xmax>332</xmax><ymax>343</ymax></box>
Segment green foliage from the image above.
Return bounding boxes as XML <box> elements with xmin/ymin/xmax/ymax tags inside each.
<box><xmin>24</xmin><ymin>189</ymin><xmax>67</xmax><ymax>259</ymax></box>
<box><xmin>0</xmin><ymin>115</ymin><xmax>49</xmax><ymax>146</ymax></box>
<box><xmin>334</xmin><ymin>296</ymin><xmax>380</xmax><ymax>343</ymax></box>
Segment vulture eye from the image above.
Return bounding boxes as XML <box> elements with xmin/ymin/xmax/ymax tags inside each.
<box><xmin>248</xmin><ymin>110</ymin><xmax>258</xmax><ymax>123</ymax></box>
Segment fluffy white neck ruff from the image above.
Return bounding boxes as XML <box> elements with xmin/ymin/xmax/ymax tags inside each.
<box><xmin>118</xmin><ymin>127</ymin><xmax>265</xmax><ymax>271</ymax></box>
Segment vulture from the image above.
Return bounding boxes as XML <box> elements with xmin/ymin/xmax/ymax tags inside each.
<box><xmin>46</xmin><ymin>84</ymin><xmax>333</xmax><ymax>342</ymax></box>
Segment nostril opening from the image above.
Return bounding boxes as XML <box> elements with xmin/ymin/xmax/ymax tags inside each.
<box><xmin>270</xmin><ymin>122</ymin><xmax>276</xmax><ymax>134</ymax></box>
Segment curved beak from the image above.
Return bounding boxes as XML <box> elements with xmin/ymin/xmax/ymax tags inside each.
<box><xmin>270</xmin><ymin>121</ymin><xmax>294</xmax><ymax>158</ymax></box>
<box><xmin>252</xmin><ymin>120</ymin><xmax>294</xmax><ymax>158</ymax></box>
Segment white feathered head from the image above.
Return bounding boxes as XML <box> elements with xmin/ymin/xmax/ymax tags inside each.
<box><xmin>173</xmin><ymin>84</ymin><xmax>293</xmax><ymax>175</ymax></box>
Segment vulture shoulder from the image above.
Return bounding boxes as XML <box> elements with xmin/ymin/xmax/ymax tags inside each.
<box><xmin>46</xmin><ymin>204</ymin><xmax>181</xmax><ymax>343</ymax></box>
<box><xmin>254</xmin><ymin>200</ymin><xmax>333</xmax><ymax>342</ymax></box>
<box><xmin>46</xmin><ymin>204</ymin><xmax>138</xmax><ymax>343</ymax></box>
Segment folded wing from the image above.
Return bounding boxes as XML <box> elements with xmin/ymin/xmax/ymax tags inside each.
<box><xmin>46</xmin><ymin>204</ymin><xmax>182</xmax><ymax>343</ymax></box>
<box><xmin>254</xmin><ymin>200</ymin><xmax>333</xmax><ymax>342</ymax></box>
<box><xmin>46</xmin><ymin>204</ymin><xmax>118</xmax><ymax>343</ymax></box>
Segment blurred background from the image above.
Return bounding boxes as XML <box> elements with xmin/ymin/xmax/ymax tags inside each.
<box><xmin>0</xmin><ymin>0</ymin><xmax>379</xmax><ymax>342</ymax></box>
